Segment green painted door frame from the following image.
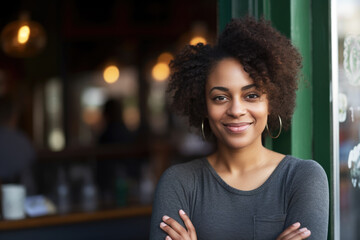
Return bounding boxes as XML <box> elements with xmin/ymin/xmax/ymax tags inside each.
<box><xmin>218</xmin><ymin>0</ymin><xmax>333</xmax><ymax>239</ymax></box>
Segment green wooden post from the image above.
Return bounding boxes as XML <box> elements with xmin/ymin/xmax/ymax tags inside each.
<box><xmin>290</xmin><ymin>0</ymin><xmax>313</xmax><ymax>159</ymax></box>
<box><xmin>231</xmin><ymin>0</ymin><xmax>249</xmax><ymax>19</ymax></box>
<box><xmin>312</xmin><ymin>1</ymin><xmax>332</xmax><ymax>239</ymax></box>
<box><xmin>262</xmin><ymin>0</ymin><xmax>271</xmax><ymax>20</ymax></box>
<box><xmin>218</xmin><ymin>0</ymin><xmax>232</xmax><ymax>32</ymax></box>
<box><xmin>311</xmin><ymin>0</ymin><xmax>331</xmax><ymax>191</ymax></box>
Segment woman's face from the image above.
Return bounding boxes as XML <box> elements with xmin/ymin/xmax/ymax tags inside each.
<box><xmin>205</xmin><ymin>58</ymin><xmax>269</xmax><ymax>150</ymax></box>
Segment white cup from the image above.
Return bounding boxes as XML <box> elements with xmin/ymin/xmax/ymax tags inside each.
<box><xmin>1</xmin><ymin>184</ymin><xmax>26</xmax><ymax>220</ymax></box>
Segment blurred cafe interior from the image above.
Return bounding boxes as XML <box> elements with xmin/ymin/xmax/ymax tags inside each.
<box><xmin>0</xmin><ymin>0</ymin><xmax>216</xmax><ymax>239</ymax></box>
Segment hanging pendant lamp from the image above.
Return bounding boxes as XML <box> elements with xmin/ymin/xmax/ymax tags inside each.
<box><xmin>1</xmin><ymin>12</ymin><xmax>46</xmax><ymax>58</ymax></box>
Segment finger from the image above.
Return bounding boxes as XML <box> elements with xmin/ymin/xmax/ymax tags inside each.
<box><xmin>282</xmin><ymin>228</ymin><xmax>311</xmax><ymax>240</ymax></box>
<box><xmin>300</xmin><ymin>229</ymin><xmax>311</xmax><ymax>239</ymax></box>
<box><xmin>179</xmin><ymin>209</ymin><xmax>196</xmax><ymax>236</ymax></box>
<box><xmin>162</xmin><ymin>215</ymin><xmax>189</xmax><ymax>237</ymax></box>
<box><xmin>298</xmin><ymin>229</ymin><xmax>311</xmax><ymax>239</ymax></box>
<box><xmin>160</xmin><ymin>221</ymin><xmax>181</xmax><ymax>239</ymax></box>
<box><xmin>277</xmin><ymin>222</ymin><xmax>301</xmax><ymax>239</ymax></box>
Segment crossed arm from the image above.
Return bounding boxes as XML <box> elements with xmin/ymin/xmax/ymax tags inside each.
<box><xmin>151</xmin><ymin>160</ymin><xmax>329</xmax><ymax>240</ymax></box>
<box><xmin>159</xmin><ymin>210</ymin><xmax>311</xmax><ymax>240</ymax></box>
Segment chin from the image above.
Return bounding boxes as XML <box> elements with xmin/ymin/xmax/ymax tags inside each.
<box><xmin>218</xmin><ymin>138</ymin><xmax>256</xmax><ymax>150</ymax></box>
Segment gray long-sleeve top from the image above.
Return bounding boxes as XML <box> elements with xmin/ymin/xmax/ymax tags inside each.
<box><xmin>150</xmin><ymin>155</ymin><xmax>329</xmax><ymax>240</ymax></box>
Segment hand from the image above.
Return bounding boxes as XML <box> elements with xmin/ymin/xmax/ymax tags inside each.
<box><xmin>160</xmin><ymin>209</ymin><xmax>197</xmax><ymax>240</ymax></box>
<box><xmin>276</xmin><ymin>222</ymin><xmax>311</xmax><ymax>240</ymax></box>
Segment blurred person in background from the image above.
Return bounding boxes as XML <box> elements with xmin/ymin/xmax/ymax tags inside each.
<box><xmin>0</xmin><ymin>95</ymin><xmax>36</xmax><ymax>195</ymax></box>
<box><xmin>97</xmin><ymin>97</ymin><xmax>138</xmax><ymax>206</ymax></box>
<box><xmin>98</xmin><ymin>98</ymin><xmax>135</xmax><ymax>145</ymax></box>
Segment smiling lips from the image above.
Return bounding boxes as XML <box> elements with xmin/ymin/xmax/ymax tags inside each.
<box><xmin>223</xmin><ymin>122</ymin><xmax>252</xmax><ymax>133</ymax></box>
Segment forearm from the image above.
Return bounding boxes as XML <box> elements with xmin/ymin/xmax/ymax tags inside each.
<box><xmin>150</xmin><ymin>167</ymin><xmax>190</xmax><ymax>240</ymax></box>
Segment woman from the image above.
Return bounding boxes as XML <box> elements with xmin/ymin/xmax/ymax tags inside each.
<box><xmin>150</xmin><ymin>16</ymin><xmax>329</xmax><ymax>240</ymax></box>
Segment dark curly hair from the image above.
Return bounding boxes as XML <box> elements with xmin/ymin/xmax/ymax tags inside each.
<box><xmin>167</xmin><ymin>16</ymin><xmax>302</xmax><ymax>140</ymax></box>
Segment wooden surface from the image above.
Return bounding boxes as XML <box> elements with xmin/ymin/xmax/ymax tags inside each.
<box><xmin>0</xmin><ymin>205</ymin><xmax>152</xmax><ymax>231</ymax></box>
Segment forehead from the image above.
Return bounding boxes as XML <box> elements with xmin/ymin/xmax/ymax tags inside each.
<box><xmin>207</xmin><ymin>58</ymin><xmax>254</xmax><ymax>88</ymax></box>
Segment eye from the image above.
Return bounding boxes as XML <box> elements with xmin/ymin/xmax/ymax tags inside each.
<box><xmin>213</xmin><ymin>96</ymin><xmax>228</xmax><ymax>102</ymax></box>
<box><xmin>246</xmin><ymin>93</ymin><xmax>260</xmax><ymax>99</ymax></box>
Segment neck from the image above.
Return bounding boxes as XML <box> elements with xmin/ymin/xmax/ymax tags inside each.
<box><xmin>211</xmin><ymin>138</ymin><xmax>269</xmax><ymax>173</ymax></box>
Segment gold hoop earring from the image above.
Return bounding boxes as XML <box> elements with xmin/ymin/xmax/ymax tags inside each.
<box><xmin>266</xmin><ymin>115</ymin><xmax>282</xmax><ymax>139</ymax></box>
<box><xmin>201</xmin><ymin>119</ymin><xmax>206</xmax><ymax>141</ymax></box>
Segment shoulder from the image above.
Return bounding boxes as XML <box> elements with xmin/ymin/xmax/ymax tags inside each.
<box><xmin>0</xmin><ymin>127</ymin><xmax>35</xmax><ymax>153</ymax></box>
<box><xmin>0</xmin><ymin>127</ymin><xmax>32</xmax><ymax>143</ymax></box>
<box><xmin>159</xmin><ymin>158</ymin><xmax>205</xmax><ymax>183</ymax></box>
<box><xmin>153</xmin><ymin>159</ymin><xmax>206</xmax><ymax>199</ymax></box>
<box><xmin>284</xmin><ymin>155</ymin><xmax>329</xmax><ymax>192</ymax></box>
<box><xmin>285</xmin><ymin>155</ymin><xmax>327</xmax><ymax>178</ymax></box>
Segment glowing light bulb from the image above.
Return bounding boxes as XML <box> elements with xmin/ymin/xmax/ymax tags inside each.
<box><xmin>152</xmin><ymin>63</ymin><xmax>170</xmax><ymax>81</ymax></box>
<box><xmin>1</xmin><ymin>12</ymin><xmax>46</xmax><ymax>58</ymax></box>
<box><xmin>190</xmin><ymin>36</ymin><xmax>207</xmax><ymax>45</ymax></box>
<box><xmin>17</xmin><ymin>25</ymin><xmax>30</xmax><ymax>44</ymax></box>
<box><xmin>103</xmin><ymin>65</ymin><xmax>120</xmax><ymax>84</ymax></box>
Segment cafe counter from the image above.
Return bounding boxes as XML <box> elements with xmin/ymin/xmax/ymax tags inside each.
<box><xmin>0</xmin><ymin>205</ymin><xmax>152</xmax><ymax>240</ymax></box>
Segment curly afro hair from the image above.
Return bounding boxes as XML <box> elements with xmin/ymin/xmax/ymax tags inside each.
<box><xmin>167</xmin><ymin>16</ymin><xmax>302</xmax><ymax>139</ymax></box>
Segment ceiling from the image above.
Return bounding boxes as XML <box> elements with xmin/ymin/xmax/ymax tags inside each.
<box><xmin>0</xmin><ymin>0</ymin><xmax>217</xmax><ymax>79</ymax></box>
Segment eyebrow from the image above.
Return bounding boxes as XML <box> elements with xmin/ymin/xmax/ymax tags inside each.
<box><xmin>209</xmin><ymin>84</ymin><xmax>256</xmax><ymax>94</ymax></box>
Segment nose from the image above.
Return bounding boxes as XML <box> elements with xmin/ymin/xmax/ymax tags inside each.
<box><xmin>226</xmin><ymin>99</ymin><xmax>246</xmax><ymax>118</ymax></box>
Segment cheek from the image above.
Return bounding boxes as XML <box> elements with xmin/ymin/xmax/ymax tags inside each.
<box><xmin>252</xmin><ymin>104</ymin><xmax>269</xmax><ymax>122</ymax></box>
<box><xmin>206</xmin><ymin>104</ymin><xmax>222</xmax><ymax>133</ymax></box>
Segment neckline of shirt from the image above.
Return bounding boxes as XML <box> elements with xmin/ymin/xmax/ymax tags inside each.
<box><xmin>202</xmin><ymin>155</ymin><xmax>290</xmax><ymax>196</ymax></box>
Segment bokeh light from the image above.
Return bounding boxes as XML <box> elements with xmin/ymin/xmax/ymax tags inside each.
<box><xmin>157</xmin><ymin>52</ymin><xmax>173</xmax><ymax>64</ymax></box>
<box><xmin>123</xmin><ymin>106</ymin><xmax>140</xmax><ymax>131</ymax></box>
<box><xmin>103</xmin><ymin>65</ymin><xmax>120</xmax><ymax>84</ymax></box>
<box><xmin>1</xmin><ymin>19</ymin><xmax>46</xmax><ymax>58</ymax></box>
<box><xmin>17</xmin><ymin>25</ymin><xmax>30</xmax><ymax>44</ymax></box>
<box><xmin>152</xmin><ymin>62</ymin><xmax>170</xmax><ymax>81</ymax></box>
<box><xmin>82</xmin><ymin>107</ymin><xmax>102</xmax><ymax>126</ymax></box>
<box><xmin>190</xmin><ymin>36</ymin><xmax>207</xmax><ymax>45</ymax></box>
<box><xmin>48</xmin><ymin>128</ymin><xmax>65</xmax><ymax>151</ymax></box>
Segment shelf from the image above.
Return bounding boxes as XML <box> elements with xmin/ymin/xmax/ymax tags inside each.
<box><xmin>35</xmin><ymin>140</ymin><xmax>174</xmax><ymax>161</ymax></box>
<box><xmin>0</xmin><ymin>205</ymin><xmax>152</xmax><ymax>231</ymax></box>
<box><xmin>36</xmin><ymin>143</ymin><xmax>151</xmax><ymax>161</ymax></box>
